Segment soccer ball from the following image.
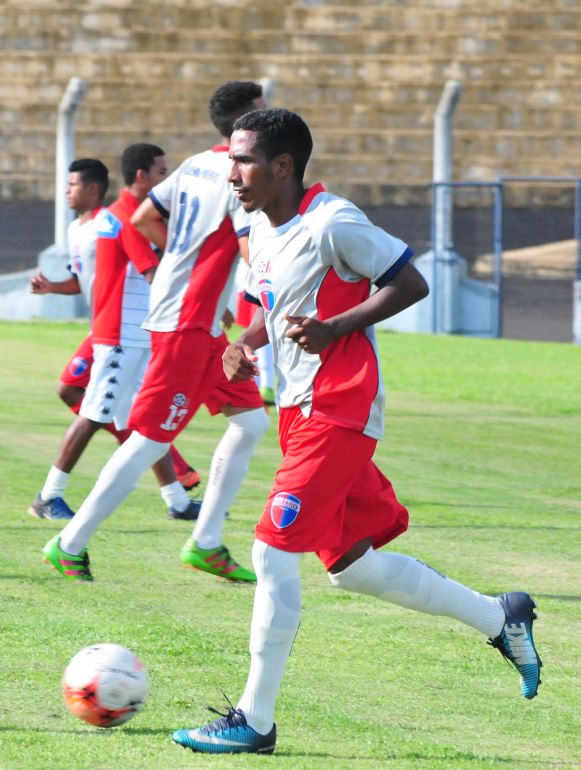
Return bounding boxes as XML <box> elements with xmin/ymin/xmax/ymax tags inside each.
<box><xmin>62</xmin><ymin>644</ymin><xmax>148</xmax><ymax>728</ymax></box>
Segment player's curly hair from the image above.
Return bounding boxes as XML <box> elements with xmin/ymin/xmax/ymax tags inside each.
<box><xmin>69</xmin><ymin>158</ymin><xmax>109</xmax><ymax>198</ymax></box>
<box><xmin>233</xmin><ymin>108</ymin><xmax>313</xmax><ymax>182</ymax></box>
<box><xmin>121</xmin><ymin>143</ymin><xmax>165</xmax><ymax>185</ymax></box>
<box><xmin>208</xmin><ymin>81</ymin><xmax>263</xmax><ymax>139</ymax></box>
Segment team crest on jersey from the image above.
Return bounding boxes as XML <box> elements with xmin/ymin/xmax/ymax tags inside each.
<box><xmin>259</xmin><ymin>278</ymin><xmax>275</xmax><ymax>311</ymax></box>
<box><xmin>97</xmin><ymin>210</ymin><xmax>122</xmax><ymax>239</ymax></box>
<box><xmin>172</xmin><ymin>393</ymin><xmax>188</xmax><ymax>407</ymax></box>
<box><xmin>270</xmin><ymin>492</ymin><xmax>301</xmax><ymax>529</ymax></box>
<box><xmin>69</xmin><ymin>356</ymin><xmax>89</xmax><ymax>377</ymax></box>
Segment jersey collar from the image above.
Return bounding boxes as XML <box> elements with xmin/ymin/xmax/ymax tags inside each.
<box><xmin>298</xmin><ymin>183</ymin><xmax>325</xmax><ymax>215</ymax></box>
<box><xmin>90</xmin><ymin>205</ymin><xmax>103</xmax><ymax>220</ymax></box>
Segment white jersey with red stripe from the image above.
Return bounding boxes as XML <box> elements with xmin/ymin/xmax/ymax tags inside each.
<box><xmin>144</xmin><ymin>146</ymin><xmax>253</xmax><ymax>334</ymax></box>
<box><xmin>92</xmin><ymin>190</ymin><xmax>159</xmax><ymax>349</ymax></box>
<box><xmin>67</xmin><ymin>207</ymin><xmax>102</xmax><ymax>315</ymax></box>
<box><xmin>245</xmin><ymin>184</ymin><xmax>414</xmax><ymax>440</ymax></box>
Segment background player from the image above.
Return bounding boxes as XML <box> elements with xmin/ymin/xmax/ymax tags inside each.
<box><xmin>32</xmin><ymin>146</ymin><xmax>199</xmax><ymax>522</ymax></box>
<box><xmin>42</xmin><ymin>82</ymin><xmax>270</xmax><ymax>583</ymax></box>
<box><xmin>172</xmin><ymin>108</ymin><xmax>543</xmax><ymax>755</ymax></box>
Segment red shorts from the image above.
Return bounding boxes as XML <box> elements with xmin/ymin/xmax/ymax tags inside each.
<box><xmin>128</xmin><ymin>329</ymin><xmax>263</xmax><ymax>442</ymax></box>
<box><xmin>256</xmin><ymin>407</ymin><xmax>409</xmax><ymax>570</ymax></box>
<box><xmin>59</xmin><ymin>334</ymin><xmax>94</xmax><ymax>389</ymax></box>
<box><xmin>235</xmin><ymin>291</ymin><xmax>258</xmax><ymax>327</ymax></box>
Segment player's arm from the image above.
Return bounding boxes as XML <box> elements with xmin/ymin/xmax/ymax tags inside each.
<box><xmin>223</xmin><ymin>303</ymin><xmax>268</xmax><ymax>382</ymax></box>
<box><xmin>131</xmin><ymin>197</ymin><xmax>167</xmax><ymax>252</ymax></box>
<box><xmin>286</xmin><ymin>262</ymin><xmax>428</xmax><ymax>355</ymax></box>
<box><xmin>30</xmin><ymin>272</ymin><xmax>80</xmax><ymax>295</ymax></box>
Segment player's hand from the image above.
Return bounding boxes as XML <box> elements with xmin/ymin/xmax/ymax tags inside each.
<box><xmin>285</xmin><ymin>313</ymin><xmax>334</xmax><ymax>354</ymax></box>
<box><xmin>222</xmin><ymin>342</ymin><xmax>259</xmax><ymax>382</ymax></box>
<box><xmin>30</xmin><ymin>272</ymin><xmax>51</xmax><ymax>294</ymax></box>
<box><xmin>221</xmin><ymin>308</ymin><xmax>234</xmax><ymax>330</ymax></box>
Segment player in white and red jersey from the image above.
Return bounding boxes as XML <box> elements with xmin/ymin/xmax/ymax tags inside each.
<box><xmin>32</xmin><ymin>150</ymin><xmax>199</xmax><ymax>523</ymax></box>
<box><xmin>172</xmin><ymin>109</ymin><xmax>543</xmax><ymax>755</ymax></box>
<box><xmin>44</xmin><ymin>82</ymin><xmax>270</xmax><ymax>583</ymax></box>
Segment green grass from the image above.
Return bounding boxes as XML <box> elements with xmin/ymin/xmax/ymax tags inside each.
<box><xmin>0</xmin><ymin>320</ymin><xmax>580</xmax><ymax>770</ymax></box>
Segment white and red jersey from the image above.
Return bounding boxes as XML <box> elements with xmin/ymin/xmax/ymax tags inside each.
<box><xmin>92</xmin><ymin>189</ymin><xmax>159</xmax><ymax>349</ymax></box>
<box><xmin>245</xmin><ymin>184</ymin><xmax>414</xmax><ymax>440</ymax></box>
<box><xmin>143</xmin><ymin>146</ymin><xmax>253</xmax><ymax>335</ymax></box>
<box><xmin>67</xmin><ymin>206</ymin><xmax>103</xmax><ymax>314</ymax></box>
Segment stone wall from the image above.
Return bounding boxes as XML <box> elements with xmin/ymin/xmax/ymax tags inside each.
<box><xmin>1</xmin><ymin>0</ymin><xmax>579</xmax><ymax>205</ymax></box>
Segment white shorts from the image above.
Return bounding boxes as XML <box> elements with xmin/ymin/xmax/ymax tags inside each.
<box><xmin>80</xmin><ymin>344</ymin><xmax>151</xmax><ymax>430</ymax></box>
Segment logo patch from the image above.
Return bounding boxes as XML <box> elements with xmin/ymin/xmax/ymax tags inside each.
<box><xmin>259</xmin><ymin>278</ymin><xmax>275</xmax><ymax>311</ymax></box>
<box><xmin>173</xmin><ymin>393</ymin><xmax>187</xmax><ymax>407</ymax></box>
<box><xmin>97</xmin><ymin>210</ymin><xmax>122</xmax><ymax>239</ymax></box>
<box><xmin>69</xmin><ymin>356</ymin><xmax>89</xmax><ymax>377</ymax></box>
<box><xmin>270</xmin><ymin>492</ymin><xmax>301</xmax><ymax>529</ymax></box>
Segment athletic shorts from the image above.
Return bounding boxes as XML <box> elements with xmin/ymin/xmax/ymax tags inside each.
<box><xmin>255</xmin><ymin>406</ymin><xmax>409</xmax><ymax>570</ymax></box>
<box><xmin>128</xmin><ymin>329</ymin><xmax>263</xmax><ymax>442</ymax></box>
<box><xmin>80</xmin><ymin>343</ymin><xmax>150</xmax><ymax>430</ymax></box>
<box><xmin>60</xmin><ymin>334</ymin><xmax>94</xmax><ymax>389</ymax></box>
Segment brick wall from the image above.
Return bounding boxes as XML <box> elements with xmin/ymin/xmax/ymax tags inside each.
<box><xmin>1</xmin><ymin>0</ymin><xmax>579</xmax><ymax>205</ymax></box>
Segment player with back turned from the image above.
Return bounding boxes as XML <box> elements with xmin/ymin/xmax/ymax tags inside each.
<box><xmin>172</xmin><ymin>108</ymin><xmax>543</xmax><ymax>755</ymax></box>
<box><xmin>42</xmin><ymin>82</ymin><xmax>270</xmax><ymax>583</ymax></box>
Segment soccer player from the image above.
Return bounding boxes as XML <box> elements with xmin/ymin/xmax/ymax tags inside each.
<box><xmin>172</xmin><ymin>108</ymin><xmax>543</xmax><ymax>755</ymax></box>
<box><xmin>32</xmin><ymin>147</ymin><xmax>199</xmax><ymax>523</ymax></box>
<box><xmin>42</xmin><ymin>82</ymin><xmax>270</xmax><ymax>583</ymax></box>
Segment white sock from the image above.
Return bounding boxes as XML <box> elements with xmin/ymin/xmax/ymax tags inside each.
<box><xmin>59</xmin><ymin>432</ymin><xmax>169</xmax><ymax>555</ymax></box>
<box><xmin>237</xmin><ymin>541</ymin><xmax>302</xmax><ymax>735</ymax></box>
<box><xmin>41</xmin><ymin>466</ymin><xmax>70</xmax><ymax>501</ymax></box>
<box><xmin>328</xmin><ymin>547</ymin><xmax>505</xmax><ymax>638</ymax></box>
<box><xmin>160</xmin><ymin>481</ymin><xmax>190</xmax><ymax>512</ymax></box>
<box><xmin>256</xmin><ymin>344</ymin><xmax>274</xmax><ymax>390</ymax></box>
<box><xmin>193</xmin><ymin>408</ymin><xmax>268</xmax><ymax>549</ymax></box>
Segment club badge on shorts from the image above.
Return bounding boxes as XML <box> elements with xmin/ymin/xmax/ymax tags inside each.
<box><xmin>69</xmin><ymin>356</ymin><xmax>89</xmax><ymax>377</ymax></box>
<box><xmin>270</xmin><ymin>492</ymin><xmax>301</xmax><ymax>529</ymax></box>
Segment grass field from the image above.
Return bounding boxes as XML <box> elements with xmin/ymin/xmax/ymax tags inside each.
<box><xmin>0</xmin><ymin>320</ymin><xmax>580</xmax><ymax>770</ymax></box>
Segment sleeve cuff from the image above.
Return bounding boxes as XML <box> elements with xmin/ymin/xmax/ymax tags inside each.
<box><xmin>375</xmin><ymin>246</ymin><xmax>414</xmax><ymax>288</ymax></box>
<box><xmin>244</xmin><ymin>290</ymin><xmax>261</xmax><ymax>307</ymax></box>
<box><xmin>236</xmin><ymin>225</ymin><xmax>251</xmax><ymax>238</ymax></box>
<box><xmin>148</xmin><ymin>191</ymin><xmax>170</xmax><ymax>219</ymax></box>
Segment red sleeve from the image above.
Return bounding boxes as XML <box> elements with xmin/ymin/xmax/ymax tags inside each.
<box><xmin>120</xmin><ymin>223</ymin><xmax>159</xmax><ymax>274</ymax></box>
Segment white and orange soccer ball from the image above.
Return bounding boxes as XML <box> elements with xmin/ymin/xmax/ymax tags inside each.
<box><xmin>62</xmin><ymin>644</ymin><xmax>148</xmax><ymax>728</ymax></box>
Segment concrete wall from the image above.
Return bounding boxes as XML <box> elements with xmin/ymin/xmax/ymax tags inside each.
<box><xmin>1</xmin><ymin>0</ymin><xmax>580</xmax><ymax>205</ymax></box>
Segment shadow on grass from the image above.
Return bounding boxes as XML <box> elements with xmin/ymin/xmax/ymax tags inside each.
<box><xmin>412</xmin><ymin>523</ymin><xmax>580</xmax><ymax>531</ymax></box>
<box><xmin>0</xmin><ymin>725</ymin><xmax>171</xmax><ymax>736</ymax></box>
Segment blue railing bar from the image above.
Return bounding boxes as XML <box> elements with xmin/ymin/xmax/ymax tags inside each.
<box><xmin>431</xmin><ymin>181</ymin><xmax>502</xmax><ymax>189</ymax></box>
<box><xmin>498</xmin><ymin>175</ymin><xmax>581</xmax><ymax>184</ymax></box>
<box><xmin>574</xmin><ymin>179</ymin><xmax>581</xmax><ymax>281</ymax></box>
<box><xmin>493</xmin><ymin>185</ymin><xmax>504</xmax><ymax>338</ymax></box>
<box><xmin>430</xmin><ymin>184</ymin><xmax>438</xmax><ymax>333</ymax></box>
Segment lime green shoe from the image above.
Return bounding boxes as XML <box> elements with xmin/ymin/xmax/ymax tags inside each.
<box><xmin>180</xmin><ymin>538</ymin><xmax>256</xmax><ymax>583</ymax></box>
<box><xmin>259</xmin><ymin>386</ymin><xmax>275</xmax><ymax>406</ymax></box>
<box><xmin>42</xmin><ymin>535</ymin><xmax>93</xmax><ymax>581</ymax></box>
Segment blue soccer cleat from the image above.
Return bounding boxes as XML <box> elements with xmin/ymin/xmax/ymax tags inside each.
<box><xmin>28</xmin><ymin>494</ymin><xmax>75</xmax><ymax>520</ymax></box>
<box><xmin>489</xmin><ymin>591</ymin><xmax>542</xmax><ymax>699</ymax></box>
<box><xmin>167</xmin><ymin>498</ymin><xmax>202</xmax><ymax>521</ymax></box>
<box><xmin>172</xmin><ymin>706</ymin><xmax>276</xmax><ymax>754</ymax></box>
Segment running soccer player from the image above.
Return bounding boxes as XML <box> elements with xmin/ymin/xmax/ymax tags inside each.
<box><xmin>42</xmin><ymin>82</ymin><xmax>270</xmax><ymax>583</ymax></box>
<box><xmin>172</xmin><ymin>108</ymin><xmax>543</xmax><ymax>755</ymax></box>
<box><xmin>32</xmin><ymin>147</ymin><xmax>199</xmax><ymax>522</ymax></box>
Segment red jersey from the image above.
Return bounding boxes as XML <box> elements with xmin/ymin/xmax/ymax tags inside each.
<box><xmin>92</xmin><ymin>189</ymin><xmax>159</xmax><ymax>348</ymax></box>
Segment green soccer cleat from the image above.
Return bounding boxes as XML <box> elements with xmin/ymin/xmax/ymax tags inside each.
<box><xmin>42</xmin><ymin>534</ymin><xmax>93</xmax><ymax>581</ymax></box>
<box><xmin>259</xmin><ymin>386</ymin><xmax>275</xmax><ymax>406</ymax></box>
<box><xmin>180</xmin><ymin>538</ymin><xmax>256</xmax><ymax>583</ymax></box>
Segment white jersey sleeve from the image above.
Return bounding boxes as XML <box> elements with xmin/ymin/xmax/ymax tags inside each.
<box><xmin>315</xmin><ymin>199</ymin><xmax>412</xmax><ymax>286</ymax></box>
